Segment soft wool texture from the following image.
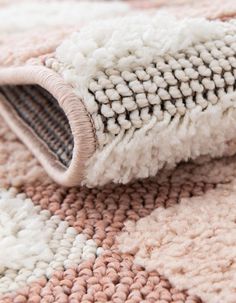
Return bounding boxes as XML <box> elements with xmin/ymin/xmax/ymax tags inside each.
<box><xmin>85</xmin><ymin>92</ymin><xmax>236</xmax><ymax>185</ymax></box>
<box><xmin>118</xmin><ymin>180</ymin><xmax>236</xmax><ymax>303</ymax></box>
<box><xmin>0</xmin><ymin>187</ymin><xmax>99</xmax><ymax>293</ymax></box>
<box><xmin>1</xmin><ymin>1</ymin><xmax>236</xmax><ymax>187</ymax></box>
<box><xmin>0</xmin><ymin>119</ymin><xmax>48</xmax><ymax>187</ymax></box>
<box><xmin>0</xmin><ymin>1</ymin><xmax>130</xmax><ymax>34</ymax></box>
<box><xmin>1</xmin><ymin>0</ymin><xmax>236</xmax><ymax>302</ymax></box>
<box><xmin>2</xmin><ymin>114</ymin><xmax>236</xmax><ymax>301</ymax></box>
<box><xmin>56</xmin><ymin>13</ymin><xmax>226</xmax><ymax>82</ymax></box>
<box><xmin>0</xmin><ymin>1</ymin><xmax>130</xmax><ymax>67</ymax></box>
<box><xmin>54</xmin><ymin>14</ymin><xmax>236</xmax><ymax>186</ymax></box>
<box><xmin>158</xmin><ymin>0</ymin><xmax>236</xmax><ymax>20</ymax></box>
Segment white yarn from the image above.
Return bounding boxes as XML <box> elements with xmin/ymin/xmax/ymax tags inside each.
<box><xmin>56</xmin><ymin>12</ymin><xmax>227</xmax><ymax>96</ymax></box>
<box><xmin>54</xmin><ymin>13</ymin><xmax>236</xmax><ymax>186</ymax></box>
<box><xmin>56</xmin><ymin>13</ymin><xmax>229</xmax><ymax>121</ymax></box>
<box><xmin>117</xmin><ymin>180</ymin><xmax>236</xmax><ymax>303</ymax></box>
<box><xmin>0</xmin><ymin>1</ymin><xmax>130</xmax><ymax>34</ymax></box>
<box><xmin>84</xmin><ymin>92</ymin><xmax>236</xmax><ymax>186</ymax></box>
<box><xmin>0</xmin><ymin>188</ymin><xmax>100</xmax><ymax>293</ymax></box>
<box><xmin>0</xmin><ymin>189</ymin><xmax>52</xmax><ymax>273</ymax></box>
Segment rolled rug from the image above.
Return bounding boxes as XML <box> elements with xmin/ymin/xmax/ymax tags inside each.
<box><xmin>0</xmin><ymin>0</ymin><xmax>236</xmax><ymax>187</ymax></box>
<box><xmin>2</xmin><ymin>2</ymin><xmax>236</xmax><ymax>303</ymax></box>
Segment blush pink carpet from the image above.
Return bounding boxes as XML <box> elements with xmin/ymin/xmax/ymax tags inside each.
<box><xmin>0</xmin><ymin>1</ymin><xmax>236</xmax><ymax>302</ymax></box>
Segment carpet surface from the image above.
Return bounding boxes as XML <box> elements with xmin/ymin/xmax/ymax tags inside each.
<box><xmin>0</xmin><ymin>1</ymin><xmax>236</xmax><ymax>302</ymax></box>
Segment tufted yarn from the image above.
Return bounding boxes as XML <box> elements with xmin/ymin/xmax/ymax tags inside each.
<box><xmin>2</xmin><ymin>119</ymin><xmax>236</xmax><ymax>301</ymax></box>
<box><xmin>84</xmin><ymin>33</ymin><xmax>236</xmax><ymax>141</ymax></box>
<box><xmin>1</xmin><ymin>2</ymin><xmax>236</xmax><ymax>186</ymax></box>
<box><xmin>52</xmin><ymin>15</ymin><xmax>236</xmax><ymax>186</ymax></box>
<box><xmin>0</xmin><ymin>188</ymin><xmax>99</xmax><ymax>294</ymax></box>
<box><xmin>118</xmin><ymin>180</ymin><xmax>236</xmax><ymax>303</ymax></box>
<box><xmin>1</xmin><ymin>1</ymin><xmax>236</xmax><ymax>302</ymax></box>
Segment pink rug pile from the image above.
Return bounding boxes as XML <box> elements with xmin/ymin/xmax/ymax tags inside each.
<box><xmin>0</xmin><ymin>1</ymin><xmax>236</xmax><ymax>302</ymax></box>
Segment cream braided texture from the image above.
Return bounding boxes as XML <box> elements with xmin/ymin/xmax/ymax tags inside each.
<box><xmin>50</xmin><ymin>14</ymin><xmax>236</xmax><ymax>186</ymax></box>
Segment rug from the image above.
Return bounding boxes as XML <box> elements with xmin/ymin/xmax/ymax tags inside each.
<box><xmin>0</xmin><ymin>1</ymin><xmax>236</xmax><ymax>302</ymax></box>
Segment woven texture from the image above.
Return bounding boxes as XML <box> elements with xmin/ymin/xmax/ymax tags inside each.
<box><xmin>2</xmin><ymin>119</ymin><xmax>236</xmax><ymax>302</ymax></box>
<box><xmin>3</xmin><ymin>32</ymin><xmax>236</xmax><ymax>170</ymax></box>
<box><xmin>1</xmin><ymin>1</ymin><xmax>236</xmax><ymax>302</ymax></box>
<box><xmin>0</xmin><ymin>85</ymin><xmax>74</xmax><ymax>166</ymax></box>
<box><xmin>0</xmin><ymin>0</ymin><xmax>236</xmax><ymax>186</ymax></box>
<box><xmin>85</xmin><ymin>34</ymin><xmax>236</xmax><ymax>142</ymax></box>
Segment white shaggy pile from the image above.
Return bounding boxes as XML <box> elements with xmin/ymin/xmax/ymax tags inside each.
<box><xmin>55</xmin><ymin>13</ymin><xmax>236</xmax><ymax>186</ymax></box>
<box><xmin>56</xmin><ymin>13</ymin><xmax>226</xmax><ymax>104</ymax></box>
<box><xmin>85</xmin><ymin>92</ymin><xmax>236</xmax><ymax>185</ymax></box>
<box><xmin>0</xmin><ymin>189</ymin><xmax>53</xmax><ymax>273</ymax></box>
<box><xmin>0</xmin><ymin>1</ymin><xmax>130</xmax><ymax>34</ymax></box>
<box><xmin>118</xmin><ymin>180</ymin><xmax>236</xmax><ymax>303</ymax></box>
<box><xmin>0</xmin><ymin>188</ymin><xmax>99</xmax><ymax>293</ymax></box>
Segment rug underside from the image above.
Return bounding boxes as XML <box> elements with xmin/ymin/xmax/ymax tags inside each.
<box><xmin>0</xmin><ymin>85</ymin><xmax>74</xmax><ymax>166</ymax></box>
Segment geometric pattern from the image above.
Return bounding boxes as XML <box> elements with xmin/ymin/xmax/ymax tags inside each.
<box><xmin>0</xmin><ymin>188</ymin><xmax>99</xmax><ymax>294</ymax></box>
<box><xmin>118</xmin><ymin>181</ymin><xmax>236</xmax><ymax>303</ymax></box>
<box><xmin>1</xmin><ymin>114</ymin><xmax>236</xmax><ymax>301</ymax></box>
<box><xmin>1</xmin><ymin>1</ymin><xmax>236</xmax><ymax>302</ymax></box>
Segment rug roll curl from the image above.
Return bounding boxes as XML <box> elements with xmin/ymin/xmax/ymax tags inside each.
<box><xmin>0</xmin><ymin>12</ymin><xmax>236</xmax><ymax>187</ymax></box>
